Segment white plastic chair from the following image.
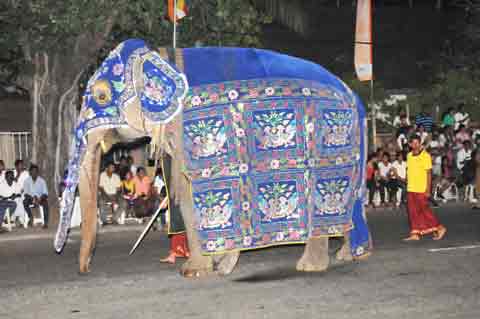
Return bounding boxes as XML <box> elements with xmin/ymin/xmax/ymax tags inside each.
<box><xmin>3</xmin><ymin>207</ymin><xmax>12</xmax><ymax>232</ymax></box>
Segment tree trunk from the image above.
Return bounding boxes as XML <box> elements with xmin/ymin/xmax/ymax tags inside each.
<box><xmin>29</xmin><ymin>52</ymin><xmax>84</xmax><ymax>226</ymax></box>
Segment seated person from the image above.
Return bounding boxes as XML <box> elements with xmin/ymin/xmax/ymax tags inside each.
<box><xmin>121</xmin><ymin>171</ymin><xmax>136</xmax><ymax>218</ymax></box>
<box><xmin>132</xmin><ymin>167</ymin><xmax>154</xmax><ymax>218</ymax></box>
<box><xmin>23</xmin><ymin>165</ymin><xmax>49</xmax><ymax>228</ymax></box>
<box><xmin>99</xmin><ymin>162</ymin><xmax>125</xmax><ymax>224</ymax></box>
<box><xmin>0</xmin><ymin>171</ymin><xmax>20</xmax><ymax>231</ymax></box>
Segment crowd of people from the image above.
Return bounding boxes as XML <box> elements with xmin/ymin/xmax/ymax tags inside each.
<box><xmin>0</xmin><ymin>160</ymin><xmax>49</xmax><ymax>232</ymax></box>
<box><xmin>367</xmin><ymin>104</ymin><xmax>480</xmax><ymax>209</ymax></box>
<box><xmin>97</xmin><ymin>156</ymin><xmax>167</xmax><ymax>226</ymax></box>
<box><xmin>0</xmin><ymin>155</ymin><xmax>168</xmax><ymax>233</ymax></box>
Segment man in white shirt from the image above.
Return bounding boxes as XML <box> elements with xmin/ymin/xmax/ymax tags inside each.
<box><xmin>456</xmin><ymin>140</ymin><xmax>473</xmax><ymax>172</ymax></box>
<box><xmin>390</xmin><ymin>152</ymin><xmax>407</xmax><ymax>206</ymax></box>
<box><xmin>14</xmin><ymin>159</ymin><xmax>30</xmax><ymax>194</ymax></box>
<box><xmin>0</xmin><ymin>160</ymin><xmax>6</xmax><ymax>185</ymax></box>
<box><xmin>0</xmin><ymin>171</ymin><xmax>19</xmax><ymax>231</ymax></box>
<box><xmin>454</xmin><ymin>104</ymin><xmax>470</xmax><ymax>130</ymax></box>
<box><xmin>377</xmin><ymin>153</ymin><xmax>394</xmax><ymax>206</ymax></box>
<box><xmin>23</xmin><ymin>165</ymin><xmax>49</xmax><ymax>228</ymax></box>
<box><xmin>99</xmin><ymin>162</ymin><xmax>125</xmax><ymax>224</ymax></box>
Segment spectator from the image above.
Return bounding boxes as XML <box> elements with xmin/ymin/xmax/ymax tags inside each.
<box><xmin>416</xmin><ymin>125</ymin><xmax>429</xmax><ymax>146</ymax></box>
<box><xmin>456</xmin><ymin>140</ymin><xmax>473</xmax><ymax>172</ymax></box>
<box><xmin>437</xmin><ymin>128</ymin><xmax>447</xmax><ymax>148</ymax></box>
<box><xmin>132</xmin><ymin>167</ymin><xmax>154</xmax><ymax>218</ymax></box>
<box><xmin>378</xmin><ymin>153</ymin><xmax>394</xmax><ymax>207</ymax></box>
<box><xmin>397</xmin><ymin>130</ymin><xmax>409</xmax><ymax>152</ymax></box>
<box><xmin>98</xmin><ymin>162</ymin><xmax>125</xmax><ymax>224</ymax></box>
<box><xmin>14</xmin><ymin>159</ymin><xmax>29</xmax><ymax>194</ymax></box>
<box><xmin>128</xmin><ymin>156</ymin><xmax>137</xmax><ymax>176</ymax></box>
<box><xmin>366</xmin><ymin>153</ymin><xmax>379</xmax><ymax>208</ymax></box>
<box><xmin>23</xmin><ymin>165</ymin><xmax>49</xmax><ymax>228</ymax></box>
<box><xmin>469</xmin><ymin>150</ymin><xmax>480</xmax><ymax>209</ymax></box>
<box><xmin>117</xmin><ymin>156</ymin><xmax>130</xmax><ymax>180</ymax></box>
<box><xmin>391</xmin><ymin>152</ymin><xmax>407</xmax><ymax>206</ymax></box>
<box><xmin>0</xmin><ymin>160</ymin><xmax>5</xmax><ymax>184</ymax></box>
<box><xmin>441</xmin><ymin>108</ymin><xmax>455</xmax><ymax>128</ymax></box>
<box><xmin>428</xmin><ymin>130</ymin><xmax>441</xmax><ymax>153</ymax></box>
<box><xmin>393</xmin><ymin>111</ymin><xmax>411</xmax><ymax>132</ymax></box>
<box><xmin>455</xmin><ymin>124</ymin><xmax>471</xmax><ymax>145</ymax></box>
<box><xmin>0</xmin><ymin>171</ymin><xmax>20</xmax><ymax>232</ymax></box>
<box><xmin>454</xmin><ymin>103</ymin><xmax>470</xmax><ymax>130</ymax></box>
<box><xmin>462</xmin><ymin>149</ymin><xmax>478</xmax><ymax>203</ymax></box>
<box><xmin>415</xmin><ymin>109</ymin><xmax>434</xmax><ymax>132</ymax></box>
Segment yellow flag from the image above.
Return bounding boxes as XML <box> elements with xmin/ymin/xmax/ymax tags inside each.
<box><xmin>354</xmin><ymin>0</ymin><xmax>373</xmax><ymax>81</ymax></box>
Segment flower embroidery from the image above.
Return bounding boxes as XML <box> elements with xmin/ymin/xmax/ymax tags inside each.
<box><xmin>228</xmin><ymin>89</ymin><xmax>239</xmax><ymax>100</ymax></box>
<box><xmin>270</xmin><ymin>159</ymin><xmax>280</xmax><ymax>169</ymax></box>
<box><xmin>191</xmin><ymin>95</ymin><xmax>202</xmax><ymax>106</ymax></box>
<box><xmin>283</xmin><ymin>87</ymin><xmax>292</xmax><ymax>95</ymax></box>
<box><xmin>112</xmin><ymin>63</ymin><xmax>124</xmax><ymax>76</ymax></box>
<box><xmin>243</xmin><ymin>236</ymin><xmax>252</xmax><ymax>246</ymax></box>
<box><xmin>210</xmin><ymin>93</ymin><xmax>219</xmax><ymax>102</ymax></box>
<box><xmin>302</xmin><ymin>88</ymin><xmax>311</xmax><ymax>96</ymax></box>
<box><xmin>275</xmin><ymin>232</ymin><xmax>285</xmax><ymax>241</ymax></box>
<box><xmin>239</xmin><ymin>163</ymin><xmax>249</xmax><ymax>174</ymax></box>
<box><xmin>206</xmin><ymin>241</ymin><xmax>216</xmax><ymax>251</ymax></box>
<box><xmin>242</xmin><ymin>202</ymin><xmax>250</xmax><ymax>211</ymax></box>
<box><xmin>236</xmin><ymin>128</ymin><xmax>245</xmax><ymax>138</ymax></box>
<box><xmin>289</xmin><ymin>230</ymin><xmax>301</xmax><ymax>240</ymax></box>
<box><xmin>220</xmin><ymin>166</ymin><xmax>230</xmax><ymax>175</ymax></box>
<box><xmin>356</xmin><ymin>246</ymin><xmax>365</xmax><ymax>256</ymax></box>
<box><xmin>265</xmin><ymin>87</ymin><xmax>275</xmax><ymax>96</ymax></box>
<box><xmin>225</xmin><ymin>239</ymin><xmax>235</xmax><ymax>250</ymax></box>
<box><xmin>232</xmin><ymin>112</ymin><xmax>242</xmax><ymax>122</ymax></box>
<box><xmin>201</xmin><ymin>168</ymin><xmax>212</xmax><ymax>178</ymax></box>
<box><xmin>249</xmin><ymin>89</ymin><xmax>259</xmax><ymax>98</ymax></box>
<box><xmin>306</xmin><ymin>122</ymin><xmax>315</xmax><ymax>133</ymax></box>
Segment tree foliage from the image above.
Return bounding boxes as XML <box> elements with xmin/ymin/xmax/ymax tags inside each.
<box><xmin>0</xmin><ymin>0</ymin><xmax>270</xmax><ymax>208</ymax></box>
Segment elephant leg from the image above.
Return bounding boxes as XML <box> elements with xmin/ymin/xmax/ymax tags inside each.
<box><xmin>179</xmin><ymin>187</ymin><xmax>214</xmax><ymax>277</ymax></box>
<box><xmin>213</xmin><ymin>251</ymin><xmax>240</xmax><ymax>276</ymax></box>
<box><xmin>78</xmin><ymin>131</ymin><xmax>105</xmax><ymax>274</ymax></box>
<box><xmin>296</xmin><ymin>237</ymin><xmax>329</xmax><ymax>272</ymax></box>
<box><xmin>335</xmin><ymin>232</ymin><xmax>353</xmax><ymax>262</ymax></box>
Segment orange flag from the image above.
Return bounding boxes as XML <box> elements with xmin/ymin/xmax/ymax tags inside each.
<box><xmin>354</xmin><ymin>0</ymin><xmax>373</xmax><ymax>82</ymax></box>
<box><xmin>168</xmin><ymin>0</ymin><xmax>187</xmax><ymax>22</ymax></box>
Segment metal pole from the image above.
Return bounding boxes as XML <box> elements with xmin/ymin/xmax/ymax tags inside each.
<box><xmin>173</xmin><ymin>0</ymin><xmax>177</xmax><ymax>49</ymax></box>
<box><xmin>370</xmin><ymin>79</ymin><xmax>377</xmax><ymax>151</ymax></box>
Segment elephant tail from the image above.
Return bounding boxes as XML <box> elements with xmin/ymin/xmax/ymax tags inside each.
<box><xmin>54</xmin><ymin>135</ymin><xmax>87</xmax><ymax>253</ymax></box>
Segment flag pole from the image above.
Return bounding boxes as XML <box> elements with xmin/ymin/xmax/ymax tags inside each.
<box><xmin>370</xmin><ymin>79</ymin><xmax>376</xmax><ymax>151</ymax></box>
<box><xmin>173</xmin><ymin>0</ymin><xmax>177</xmax><ymax>49</ymax></box>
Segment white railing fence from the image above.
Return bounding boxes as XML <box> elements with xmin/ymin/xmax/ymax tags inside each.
<box><xmin>0</xmin><ymin>132</ymin><xmax>31</xmax><ymax>169</ymax></box>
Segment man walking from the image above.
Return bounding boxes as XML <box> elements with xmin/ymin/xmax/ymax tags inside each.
<box><xmin>404</xmin><ymin>135</ymin><xmax>446</xmax><ymax>241</ymax></box>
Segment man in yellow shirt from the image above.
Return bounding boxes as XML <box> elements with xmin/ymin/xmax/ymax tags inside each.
<box><xmin>404</xmin><ymin>135</ymin><xmax>446</xmax><ymax>241</ymax></box>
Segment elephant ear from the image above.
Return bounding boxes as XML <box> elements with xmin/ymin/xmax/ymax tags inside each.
<box><xmin>126</xmin><ymin>50</ymin><xmax>188</xmax><ymax>124</ymax></box>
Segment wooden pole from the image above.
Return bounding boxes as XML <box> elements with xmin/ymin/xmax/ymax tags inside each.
<box><xmin>173</xmin><ymin>0</ymin><xmax>177</xmax><ymax>49</ymax></box>
<box><xmin>370</xmin><ymin>79</ymin><xmax>377</xmax><ymax>151</ymax></box>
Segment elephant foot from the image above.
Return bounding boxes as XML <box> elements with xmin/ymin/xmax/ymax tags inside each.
<box><xmin>335</xmin><ymin>242</ymin><xmax>353</xmax><ymax>262</ymax></box>
<box><xmin>213</xmin><ymin>252</ymin><xmax>240</xmax><ymax>276</ymax></box>
<box><xmin>296</xmin><ymin>253</ymin><xmax>329</xmax><ymax>272</ymax></box>
<box><xmin>180</xmin><ymin>255</ymin><xmax>214</xmax><ymax>278</ymax></box>
<box><xmin>78</xmin><ymin>255</ymin><xmax>92</xmax><ymax>274</ymax></box>
<box><xmin>296</xmin><ymin>237</ymin><xmax>329</xmax><ymax>272</ymax></box>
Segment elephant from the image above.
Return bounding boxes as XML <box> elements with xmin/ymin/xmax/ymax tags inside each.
<box><xmin>54</xmin><ymin>39</ymin><xmax>371</xmax><ymax>275</ymax></box>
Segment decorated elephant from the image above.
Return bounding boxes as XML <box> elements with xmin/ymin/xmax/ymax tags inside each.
<box><xmin>54</xmin><ymin>39</ymin><xmax>371</xmax><ymax>275</ymax></box>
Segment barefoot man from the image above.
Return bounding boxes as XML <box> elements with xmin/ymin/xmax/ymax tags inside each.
<box><xmin>404</xmin><ymin>135</ymin><xmax>447</xmax><ymax>241</ymax></box>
